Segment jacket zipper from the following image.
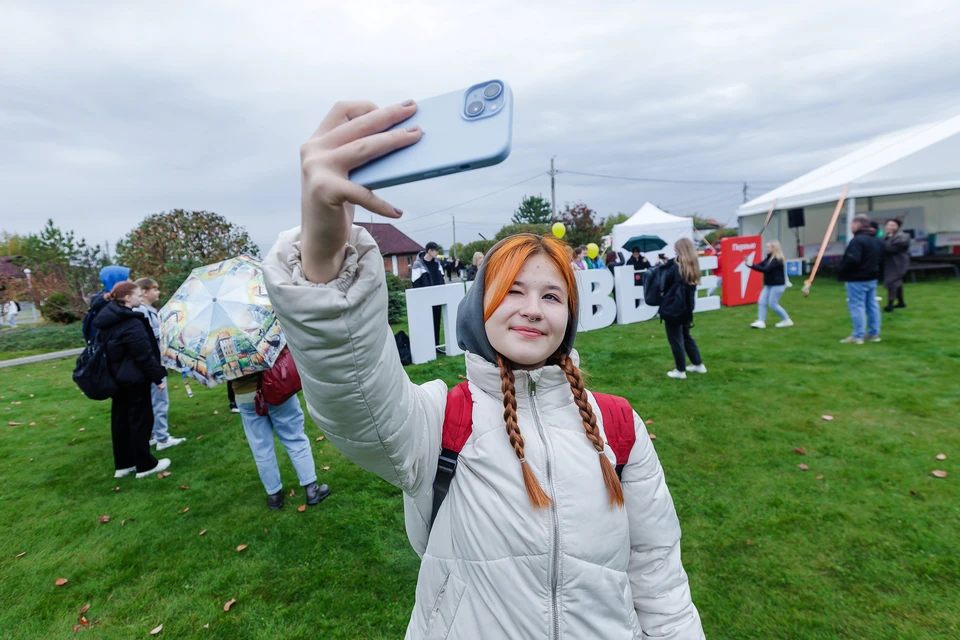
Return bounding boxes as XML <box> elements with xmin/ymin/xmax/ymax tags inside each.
<box><xmin>529</xmin><ymin>378</ymin><xmax>561</xmax><ymax>640</ymax></box>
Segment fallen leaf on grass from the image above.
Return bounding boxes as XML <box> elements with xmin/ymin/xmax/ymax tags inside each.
<box><xmin>322</xmin><ymin>466</ymin><xmax>330</xmax><ymax>471</ymax></box>
<box><xmin>111</xmin><ymin>487</ymin><xmax>120</xmax><ymax>492</ymax></box>
<box><xmin>297</xmin><ymin>504</ymin><xmax>306</xmax><ymax>513</ymax></box>
<box><xmin>150</xmin><ymin>624</ymin><xmax>163</xmax><ymax>635</ymax></box>
<box><xmin>236</xmin><ymin>544</ymin><xmax>247</xmax><ymax>552</ymax></box>
<box><xmin>263</xmin><ymin>528</ymin><xmax>268</xmax><ymax>534</ymax></box>
<box><xmin>289</xmin><ymin>489</ymin><xmax>295</xmax><ymax>497</ymax></box>
<box><xmin>315</xmin><ymin>435</ymin><xmax>324</xmax><ymax>442</ymax></box>
<box><xmin>78</xmin><ymin>616</ymin><xmax>89</xmax><ymax>627</ymax></box>
<box><xmin>821</xmin><ymin>415</ymin><xmax>834</xmax><ymax>421</ymax></box>
<box><xmin>73</xmin><ymin>624</ymin><xmax>81</xmax><ymax>632</ymax></box>
<box><xmin>78</xmin><ymin>428</ymin><xmax>85</xmax><ymax>432</ymax></box>
<box><xmin>223</xmin><ymin>598</ymin><xmax>237</xmax><ymax>612</ymax></box>
<box><xmin>199</xmin><ymin>529</ymin><xmax>207</xmax><ymax>536</ymax></box>
<box><xmin>79</xmin><ymin>604</ymin><xmax>90</xmax><ymax>616</ymax></box>
<box><xmin>649</xmin><ymin>434</ymin><xmax>657</xmax><ymax>440</ymax></box>
<box><xmin>798</xmin><ymin>464</ymin><xmax>809</xmax><ymax>471</ymax></box>
<box><xmin>180</xmin><ymin>485</ymin><xmax>189</xmax><ymax>490</ymax></box>
<box><xmin>98</xmin><ymin>515</ymin><xmax>110</xmax><ymax>523</ymax></box>
<box><xmin>816</xmin><ymin>475</ymin><xmax>825</xmax><ymax>480</ymax></box>
<box><xmin>178</xmin><ymin>507</ymin><xmax>190</xmax><ymax>514</ymax></box>
<box><xmin>29</xmin><ymin>422</ymin><xmax>35</xmax><ymax>426</ymax></box>
<box><xmin>745</xmin><ymin>539</ymin><xmax>754</xmax><ymax>545</ymax></box>
<box><xmin>158</xmin><ymin>471</ymin><xmax>172</xmax><ymax>478</ymax></box>
<box><xmin>55</xmin><ymin>578</ymin><xmax>68</xmax><ymax>586</ymax></box>
<box><xmin>203</xmin><ymin>623</ymin><xmax>209</xmax><ymax>628</ymax></box>
<box><xmin>15</xmin><ymin>552</ymin><xmax>26</xmax><ymax>559</ymax></box>
<box><xmin>213</xmin><ymin>410</ymin><xmax>218</xmax><ymax>415</ymax></box>
<box><xmin>931</xmin><ymin>470</ymin><xmax>947</xmax><ymax>478</ymax></box>
<box><xmin>29</xmin><ymin>394</ymin><xmax>34</xmax><ymax>398</ymax></box>
<box><xmin>196</xmin><ymin>435</ymin><xmax>203</xmax><ymax>440</ymax></box>
<box><xmin>793</xmin><ymin>448</ymin><xmax>807</xmax><ymax>455</ymax></box>
<box><xmin>935</xmin><ymin>453</ymin><xmax>947</xmax><ymax>460</ymax></box>
<box><xmin>645</xmin><ymin>420</ymin><xmax>654</xmax><ymax>425</ymax></box>
<box><xmin>121</xmin><ymin>520</ymin><xmax>125</xmax><ymax>526</ymax></box>
<box><xmin>7</xmin><ymin>422</ymin><xmax>22</xmax><ymax>426</ymax></box>
<box><xmin>11</xmin><ymin>401</ymin><xmax>22</xmax><ymax>405</ymax></box>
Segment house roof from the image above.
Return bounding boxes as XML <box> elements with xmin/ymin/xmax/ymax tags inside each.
<box><xmin>0</xmin><ymin>257</ymin><xmax>25</xmax><ymax>279</ymax></box>
<box><xmin>738</xmin><ymin>112</ymin><xmax>960</xmax><ymax>216</ymax></box>
<box><xmin>354</xmin><ymin>222</ymin><xmax>423</xmax><ymax>256</ymax></box>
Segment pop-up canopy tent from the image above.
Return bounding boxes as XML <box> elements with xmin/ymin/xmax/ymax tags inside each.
<box><xmin>612</xmin><ymin>202</ymin><xmax>695</xmax><ymax>259</ymax></box>
<box><xmin>738</xmin><ymin>112</ymin><xmax>960</xmax><ymax>258</ymax></box>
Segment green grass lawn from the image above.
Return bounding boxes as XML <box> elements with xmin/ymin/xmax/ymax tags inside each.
<box><xmin>0</xmin><ymin>323</ymin><xmax>85</xmax><ymax>361</ymax></box>
<box><xmin>1</xmin><ymin>279</ymin><xmax>958</xmax><ymax>639</ymax></box>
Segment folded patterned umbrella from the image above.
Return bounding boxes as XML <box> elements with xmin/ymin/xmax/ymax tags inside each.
<box><xmin>159</xmin><ymin>256</ymin><xmax>285</xmax><ymax>387</ymax></box>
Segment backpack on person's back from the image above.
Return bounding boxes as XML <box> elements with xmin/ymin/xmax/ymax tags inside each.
<box><xmin>643</xmin><ymin>262</ymin><xmax>693</xmax><ymax>322</ymax></box>
<box><xmin>72</xmin><ymin>333</ymin><xmax>118</xmax><ymax>401</ymax></box>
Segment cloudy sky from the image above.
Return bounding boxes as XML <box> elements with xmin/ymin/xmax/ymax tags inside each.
<box><xmin>2</xmin><ymin>0</ymin><xmax>959</xmax><ymax>254</ymax></box>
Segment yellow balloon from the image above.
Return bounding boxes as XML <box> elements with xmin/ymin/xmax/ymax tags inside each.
<box><xmin>586</xmin><ymin>243</ymin><xmax>599</xmax><ymax>259</ymax></box>
<box><xmin>551</xmin><ymin>222</ymin><xmax>566</xmax><ymax>239</ymax></box>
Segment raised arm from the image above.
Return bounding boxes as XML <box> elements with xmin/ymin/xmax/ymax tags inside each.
<box><xmin>622</xmin><ymin>412</ymin><xmax>704</xmax><ymax>639</ymax></box>
<box><xmin>262</xmin><ymin>100</ymin><xmax>446</xmax><ymax>501</ymax></box>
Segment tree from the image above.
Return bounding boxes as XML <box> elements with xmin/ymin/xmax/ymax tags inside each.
<box><xmin>602</xmin><ymin>212</ymin><xmax>630</xmax><ymax>235</ymax></box>
<box><xmin>115</xmin><ymin>210</ymin><xmax>259</xmax><ymax>304</ymax></box>
<box><xmin>0</xmin><ymin>231</ymin><xmax>28</xmax><ymax>257</ymax></box>
<box><xmin>494</xmin><ymin>223</ymin><xmax>550</xmax><ymax>241</ymax></box>
<box><xmin>12</xmin><ymin>219</ymin><xmax>108</xmax><ymax>318</ymax></box>
<box><xmin>558</xmin><ymin>203</ymin><xmax>604</xmax><ymax>249</ymax></box>
<box><xmin>461</xmin><ymin>239</ymin><xmax>496</xmax><ymax>260</ymax></box>
<box><xmin>511</xmin><ymin>195</ymin><xmax>553</xmax><ymax>225</ymax></box>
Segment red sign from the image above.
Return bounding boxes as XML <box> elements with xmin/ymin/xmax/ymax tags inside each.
<box><xmin>720</xmin><ymin>235</ymin><xmax>764</xmax><ymax>306</ymax></box>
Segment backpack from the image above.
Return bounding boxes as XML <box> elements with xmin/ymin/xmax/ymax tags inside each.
<box><xmin>657</xmin><ymin>278</ymin><xmax>692</xmax><ymax>322</ymax></box>
<box><xmin>13</xmin><ymin>301</ymin><xmax>20</xmax><ymax>312</ymax></box>
<box><xmin>72</xmin><ymin>335</ymin><xmax>118</xmax><ymax>401</ymax></box>
<box><xmin>254</xmin><ymin>347</ymin><xmax>302</xmax><ymax>416</ymax></box>
<box><xmin>642</xmin><ymin>264</ymin><xmax>668</xmax><ymax>306</ymax></box>
<box><xmin>395</xmin><ymin>330</ymin><xmax>412</xmax><ymax>366</ymax></box>
<box><xmin>429</xmin><ymin>382</ymin><xmax>638</xmax><ymax>530</ymax></box>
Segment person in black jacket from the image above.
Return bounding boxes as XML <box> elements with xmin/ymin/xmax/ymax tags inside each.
<box><xmin>838</xmin><ymin>214</ymin><xmax>884</xmax><ymax>344</ymax></box>
<box><xmin>81</xmin><ymin>265</ymin><xmax>131</xmax><ymax>345</ymax></box>
<box><xmin>412</xmin><ymin>242</ymin><xmax>447</xmax><ymax>354</ymax></box>
<box><xmin>660</xmin><ymin>239</ymin><xmax>706</xmax><ymax>380</ymax></box>
<box><xmin>748</xmin><ymin>240</ymin><xmax>793</xmax><ymax>329</ymax></box>
<box><xmin>93</xmin><ymin>280</ymin><xmax>171</xmax><ymax>479</ymax></box>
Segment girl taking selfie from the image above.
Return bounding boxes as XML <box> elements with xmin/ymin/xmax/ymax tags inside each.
<box><xmin>263</xmin><ymin>100</ymin><xmax>703</xmax><ymax>639</ymax></box>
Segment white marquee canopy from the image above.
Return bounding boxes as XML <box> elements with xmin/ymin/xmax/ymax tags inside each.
<box><xmin>612</xmin><ymin>202</ymin><xmax>695</xmax><ymax>259</ymax></box>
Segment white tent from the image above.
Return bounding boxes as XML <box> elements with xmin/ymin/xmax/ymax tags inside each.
<box><xmin>612</xmin><ymin>202</ymin><xmax>695</xmax><ymax>259</ymax></box>
<box><xmin>737</xmin><ymin>112</ymin><xmax>960</xmax><ymax>258</ymax></box>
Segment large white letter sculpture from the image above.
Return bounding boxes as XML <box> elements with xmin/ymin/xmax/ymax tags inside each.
<box><xmin>576</xmin><ymin>269</ymin><xmax>617</xmax><ymax>332</ymax></box>
<box><xmin>404</xmin><ymin>283</ymin><xmax>465</xmax><ymax>364</ymax></box>
<box><xmin>613</xmin><ymin>266</ymin><xmax>658</xmax><ymax>325</ymax></box>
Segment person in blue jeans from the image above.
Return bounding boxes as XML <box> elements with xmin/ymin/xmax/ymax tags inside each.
<box><xmin>838</xmin><ymin>214</ymin><xmax>884</xmax><ymax>344</ymax></box>
<box><xmin>232</xmin><ymin>372</ymin><xmax>330</xmax><ymax>510</ymax></box>
<box><xmin>749</xmin><ymin>241</ymin><xmax>793</xmax><ymax>329</ymax></box>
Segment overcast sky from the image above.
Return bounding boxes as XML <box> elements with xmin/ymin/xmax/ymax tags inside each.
<box><xmin>2</xmin><ymin>1</ymin><xmax>959</xmax><ymax>255</ymax></box>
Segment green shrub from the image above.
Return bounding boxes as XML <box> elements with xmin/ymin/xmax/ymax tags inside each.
<box><xmin>385</xmin><ymin>274</ymin><xmax>412</xmax><ymax>325</ymax></box>
<box><xmin>40</xmin><ymin>292</ymin><xmax>81</xmax><ymax>324</ymax></box>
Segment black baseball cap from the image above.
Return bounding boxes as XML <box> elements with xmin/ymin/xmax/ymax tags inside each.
<box><xmin>425</xmin><ymin>242</ymin><xmax>440</xmax><ymax>251</ymax></box>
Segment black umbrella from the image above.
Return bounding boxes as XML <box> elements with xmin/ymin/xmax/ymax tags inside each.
<box><xmin>622</xmin><ymin>235</ymin><xmax>667</xmax><ymax>253</ymax></box>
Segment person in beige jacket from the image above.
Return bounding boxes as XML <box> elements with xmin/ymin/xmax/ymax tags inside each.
<box><xmin>263</xmin><ymin>99</ymin><xmax>704</xmax><ymax>640</ymax></box>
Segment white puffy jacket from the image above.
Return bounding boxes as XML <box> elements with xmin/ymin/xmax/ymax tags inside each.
<box><xmin>263</xmin><ymin>226</ymin><xmax>704</xmax><ymax>640</ymax></box>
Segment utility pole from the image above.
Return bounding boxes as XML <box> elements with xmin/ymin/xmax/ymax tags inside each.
<box><xmin>549</xmin><ymin>156</ymin><xmax>557</xmax><ymax>220</ymax></box>
<box><xmin>451</xmin><ymin>214</ymin><xmax>457</xmax><ymax>259</ymax></box>
<box><xmin>742</xmin><ymin>181</ymin><xmax>748</xmax><ymax>203</ymax></box>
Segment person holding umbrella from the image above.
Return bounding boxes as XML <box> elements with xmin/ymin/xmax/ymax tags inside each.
<box><xmin>626</xmin><ymin>247</ymin><xmax>652</xmax><ymax>272</ymax></box>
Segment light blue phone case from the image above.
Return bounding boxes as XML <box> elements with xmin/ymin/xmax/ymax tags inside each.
<box><xmin>350</xmin><ymin>80</ymin><xmax>513</xmax><ymax>190</ymax></box>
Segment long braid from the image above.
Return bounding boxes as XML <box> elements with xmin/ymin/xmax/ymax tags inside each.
<box><xmin>559</xmin><ymin>353</ymin><xmax>625</xmax><ymax>507</ymax></box>
<box><xmin>497</xmin><ymin>355</ymin><xmax>552</xmax><ymax>509</ymax></box>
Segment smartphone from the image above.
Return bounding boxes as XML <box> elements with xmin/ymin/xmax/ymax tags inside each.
<box><xmin>349</xmin><ymin>80</ymin><xmax>513</xmax><ymax>190</ymax></box>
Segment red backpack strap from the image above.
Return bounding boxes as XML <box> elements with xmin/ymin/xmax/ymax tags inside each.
<box><xmin>430</xmin><ymin>382</ymin><xmax>473</xmax><ymax>530</ymax></box>
<box><xmin>592</xmin><ymin>392</ymin><xmax>637</xmax><ymax>479</ymax></box>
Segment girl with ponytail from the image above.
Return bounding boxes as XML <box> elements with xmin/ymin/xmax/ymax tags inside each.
<box><xmin>263</xmin><ymin>100</ymin><xmax>704</xmax><ymax>639</ymax></box>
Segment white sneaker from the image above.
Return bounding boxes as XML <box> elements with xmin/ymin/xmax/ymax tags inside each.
<box><xmin>156</xmin><ymin>437</ymin><xmax>186</xmax><ymax>451</ymax></box>
<box><xmin>750</xmin><ymin>320</ymin><xmax>766</xmax><ymax>329</ymax></box>
<box><xmin>667</xmin><ymin>369</ymin><xmax>687</xmax><ymax>379</ymax></box>
<box><xmin>114</xmin><ymin>466</ymin><xmax>136</xmax><ymax>478</ymax></box>
<box><xmin>867</xmin><ymin>335</ymin><xmax>881</xmax><ymax>343</ymax></box>
<box><xmin>149</xmin><ymin>438</ymin><xmax>157</xmax><ymax>447</ymax></box>
<box><xmin>839</xmin><ymin>336</ymin><xmax>864</xmax><ymax>344</ymax></box>
<box><xmin>775</xmin><ymin>319</ymin><xmax>794</xmax><ymax>328</ymax></box>
<box><xmin>136</xmin><ymin>458</ymin><xmax>171</xmax><ymax>479</ymax></box>
<box><xmin>688</xmin><ymin>364</ymin><xmax>707</xmax><ymax>374</ymax></box>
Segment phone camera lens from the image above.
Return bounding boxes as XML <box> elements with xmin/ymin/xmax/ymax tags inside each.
<box><xmin>483</xmin><ymin>82</ymin><xmax>502</xmax><ymax>99</ymax></box>
<box><xmin>466</xmin><ymin>100</ymin><xmax>485</xmax><ymax>117</ymax></box>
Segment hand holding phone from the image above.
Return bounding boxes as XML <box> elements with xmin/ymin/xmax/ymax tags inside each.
<box><xmin>298</xmin><ymin>100</ymin><xmax>424</xmax><ymax>284</ymax></box>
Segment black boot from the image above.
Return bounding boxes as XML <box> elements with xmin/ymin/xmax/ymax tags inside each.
<box><xmin>304</xmin><ymin>482</ymin><xmax>330</xmax><ymax>506</ymax></box>
<box><xmin>267</xmin><ymin>490</ymin><xmax>284</xmax><ymax>510</ymax></box>
<box><xmin>895</xmin><ymin>291</ymin><xmax>906</xmax><ymax>308</ymax></box>
<box><xmin>884</xmin><ymin>303</ymin><xmax>894</xmax><ymax>312</ymax></box>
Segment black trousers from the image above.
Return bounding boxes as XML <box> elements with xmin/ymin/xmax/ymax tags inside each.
<box><xmin>432</xmin><ymin>306</ymin><xmax>442</xmax><ymax>348</ymax></box>
<box><xmin>885</xmin><ymin>281</ymin><xmax>905</xmax><ymax>306</ymax></box>
<box><xmin>111</xmin><ymin>382</ymin><xmax>158</xmax><ymax>472</ymax></box>
<box><xmin>664</xmin><ymin>321</ymin><xmax>702</xmax><ymax>372</ymax></box>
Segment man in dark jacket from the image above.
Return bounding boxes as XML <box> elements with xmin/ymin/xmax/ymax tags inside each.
<box><xmin>411</xmin><ymin>242</ymin><xmax>446</xmax><ymax>354</ymax></box>
<box><xmin>82</xmin><ymin>265</ymin><xmax>131</xmax><ymax>344</ymax></box>
<box><xmin>838</xmin><ymin>214</ymin><xmax>884</xmax><ymax>344</ymax></box>
<box><xmin>882</xmin><ymin>219</ymin><xmax>911</xmax><ymax>312</ymax></box>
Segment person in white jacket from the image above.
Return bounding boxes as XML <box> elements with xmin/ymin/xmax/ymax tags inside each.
<box><xmin>262</xmin><ymin>99</ymin><xmax>704</xmax><ymax>640</ymax></box>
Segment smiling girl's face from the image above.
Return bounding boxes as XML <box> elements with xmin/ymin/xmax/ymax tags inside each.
<box><xmin>483</xmin><ymin>254</ymin><xmax>569</xmax><ymax>369</ymax></box>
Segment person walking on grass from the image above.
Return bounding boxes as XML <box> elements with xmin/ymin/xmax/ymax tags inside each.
<box><xmin>749</xmin><ymin>240</ymin><xmax>794</xmax><ymax>329</ymax></box>
<box><xmin>658</xmin><ymin>238</ymin><xmax>706</xmax><ymax>380</ymax></box>
<box><xmin>261</xmin><ymin>99</ymin><xmax>704</xmax><ymax>640</ymax></box>
<box><xmin>92</xmin><ymin>281</ymin><xmax>171</xmax><ymax>479</ymax></box>
<box><xmin>231</xmin><ymin>369</ymin><xmax>330</xmax><ymax>511</ymax></box>
<box><xmin>2</xmin><ymin>299</ymin><xmax>19</xmax><ymax>328</ymax></box>
<box><xmin>882</xmin><ymin>219</ymin><xmax>910</xmax><ymax>312</ymax></box>
<box><xmin>838</xmin><ymin>214</ymin><xmax>884</xmax><ymax>344</ymax></box>
<box><xmin>134</xmin><ymin>278</ymin><xmax>186</xmax><ymax>452</ymax></box>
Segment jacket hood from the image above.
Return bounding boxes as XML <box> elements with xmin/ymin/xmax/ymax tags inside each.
<box><xmin>99</xmin><ymin>265</ymin><xmax>131</xmax><ymax>292</ymax></box>
<box><xmin>456</xmin><ymin>235</ymin><xmax>578</xmax><ymax>365</ymax></box>
<box><xmin>92</xmin><ymin>301</ymin><xmax>141</xmax><ymax>330</ymax></box>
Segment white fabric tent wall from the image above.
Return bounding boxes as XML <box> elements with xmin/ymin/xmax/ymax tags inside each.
<box><xmin>612</xmin><ymin>202</ymin><xmax>695</xmax><ymax>259</ymax></box>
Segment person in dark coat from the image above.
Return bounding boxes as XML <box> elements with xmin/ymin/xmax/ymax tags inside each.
<box><xmin>660</xmin><ymin>239</ymin><xmax>705</xmax><ymax>379</ymax></box>
<box><xmin>412</xmin><ymin>242</ymin><xmax>446</xmax><ymax>353</ymax></box>
<box><xmin>466</xmin><ymin>251</ymin><xmax>484</xmax><ymax>282</ymax></box>
<box><xmin>93</xmin><ymin>280</ymin><xmax>171</xmax><ymax>479</ymax></box>
<box><xmin>625</xmin><ymin>247</ymin><xmax>652</xmax><ymax>272</ymax></box>
<box><xmin>882</xmin><ymin>219</ymin><xmax>910</xmax><ymax>311</ymax></box>
<box><xmin>605</xmin><ymin>249</ymin><xmax>625</xmax><ymax>277</ymax></box>
<box><xmin>838</xmin><ymin>214</ymin><xmax>884</xmax><ymax>344</ymax></box>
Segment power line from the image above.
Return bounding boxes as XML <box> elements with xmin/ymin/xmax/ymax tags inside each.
<box><xmin>394</xmin><ymin>172</ymin><xmax>546</xmax><ymax>227</ymax></box>
<box><xmin>557</xmin><ymin>169</ymin><xmax>748</xmax><ymax>186</ymax></box>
